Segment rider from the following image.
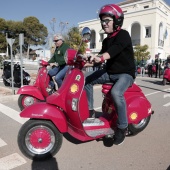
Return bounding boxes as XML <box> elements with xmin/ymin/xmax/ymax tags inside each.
<box><xmin>84</xmin><ymin>4</ymin><xmax>136</xmax><ymax>145</ymax></box>
<box><xmin>48</xmin><ymin>34</ymin><xmax>70</xmax><ymax>89</ymax></box>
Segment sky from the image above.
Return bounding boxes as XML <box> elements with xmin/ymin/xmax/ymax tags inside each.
<box><xmin>1</xmin><ymin>0</ymin><xmax>169</xmax><ymax>34</ymax></box>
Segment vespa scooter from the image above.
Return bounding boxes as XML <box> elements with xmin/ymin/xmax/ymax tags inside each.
<box><xmin>17</xmin><ymin>60</ymin><xmax>55</xmax><ymax>110</ymax></box>
<box><xmin>17</xmin><ymin>27</ymin><xmax>154</xmax><ymax>160</ymax></box>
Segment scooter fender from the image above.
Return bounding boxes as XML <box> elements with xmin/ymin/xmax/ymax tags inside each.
<box><xmin>17</xmin><ymin>85</ymin><xmax>45</xmax><ymax>101</ymax></box>
<box><xmin>126</xmin><ymin>95</ymin><xmax>152</xmax><ymax>124</ymax></box>
<box><xmin>20</xmin><ymin>102</ymin><xmax>68</xmax><ymax>132</ymax></box>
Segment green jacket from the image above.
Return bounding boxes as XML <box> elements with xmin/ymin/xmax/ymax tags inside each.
<box><xmin>48</xmin><ymin>42</ymin><xmax>69</xmax><ymax>65</ymax></box>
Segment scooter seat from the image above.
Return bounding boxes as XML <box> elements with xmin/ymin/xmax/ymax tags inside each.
<box><xmin>102</xmin><ymin>83</ymin><xmax>141</xmax><ymax>94</ymax></box>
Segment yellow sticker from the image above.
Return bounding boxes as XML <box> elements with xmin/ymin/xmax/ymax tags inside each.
<box><xmin>70</xmin><ymin>84</ymin><xmax>79</xmax><ymax>93</ymax></box>
<box><xmin>130</xmin><ymin>112</ymin><xmax>138</xmax><ymax>120</ymax></box>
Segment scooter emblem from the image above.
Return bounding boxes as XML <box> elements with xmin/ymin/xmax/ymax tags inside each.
<box><xmin>70</xmin><ymin>83</ymin><xmax>79</xmax><ymax>93</ymax></box>
<box><xmin>75</xmin><ymin>75</ymin><xmax>81</xmax><ymax>81</ymax></box>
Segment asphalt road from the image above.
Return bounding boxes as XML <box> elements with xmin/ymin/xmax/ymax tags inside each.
<box><xmin>0</xmin><ymin>73</ymin><xmax>170</xmax><ymax>170</ymax></box>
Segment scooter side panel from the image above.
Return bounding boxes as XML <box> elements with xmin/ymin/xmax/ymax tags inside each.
<box><xmin>17</xmin><ymin>85</ymin><xmax>45</xmax><ymax>100</ymax></box>
<box><xmin>20</xmin><ymin>102</ymin><xmax>68</xmax><ymax>132</ymax></box>
<box><xmin>126</xmin><ymin>94</ymin><xmax>152</xmax><ymax>124</ymax></box>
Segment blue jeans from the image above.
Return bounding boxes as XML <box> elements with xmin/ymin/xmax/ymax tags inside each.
<box><xmin>48</xmin><ymin>66</ymin><xmax>59</xmax><ymax>77</ymax></box>
<box><xmin>84</xmin><ymin>69</ymin><xmax>134</xmax><ymax>129</ymax></box>
<box><xmin>49</xmin><ymin>65</ymin><xmax>69</xmax><ymax>88</ymax></box>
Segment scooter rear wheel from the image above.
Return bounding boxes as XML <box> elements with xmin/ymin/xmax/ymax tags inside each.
<box><xmin>18</xmin><ymin>94</ymin><xmax>39</xmax><ymax>111</ymax></box>
<box><xmin>18</xmin><ymin>119</ymin><xmax>63</xmax><ymax>160</ymax></box>
<box><xmin>128</xmin><ymin>115</ymin><xmax>151</xmax><ymax>135</ymax></box>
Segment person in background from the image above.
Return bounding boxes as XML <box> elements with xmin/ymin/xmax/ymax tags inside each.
<box><xmin>84</xmin><ymin>4</ymin><xmax>135</xmax><ymax>145</ymax></box>
<box><xmin>146</xmin><ymin>55</ymin><xmax>153</xmax><ymax>77</ymax></box>
<box><xmin>48</xmin><ymin>34</ymin><xmax>70</xmax><ymax>89</ymax></box>
<box><xmin>140</xmin><ymin>57</ymin><xmax>145</xmax><ymax>77</ymax></box>
<box><xmin>154</xmin><ymin>54</ymin><xmax>162</xmax><ymax>78</ymax></box>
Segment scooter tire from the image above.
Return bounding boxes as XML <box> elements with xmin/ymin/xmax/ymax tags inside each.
<box><xmin>17</xmin><ymin>119</ymin><xmax>63</xmax><ymax>160</ymax></box>
<box><xmin>18</xmin><ymin>94</ymin><xmax>39</xmax><ymax>111</ymax></box>
<box><xmin>128</xmin><ymin>115</ymin><xmax>151</xmax><ymax>136</ymax></box>
<box><xmin>163</xmin><ymin>79</ymin><xmax>167</xmax><ymax>86</ymax></box>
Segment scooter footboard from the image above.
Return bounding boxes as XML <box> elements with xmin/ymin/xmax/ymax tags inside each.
<box><xmin>20</xmin><ymin>102</ymin><xmax>68</xmax><ymax>132</ymax></box>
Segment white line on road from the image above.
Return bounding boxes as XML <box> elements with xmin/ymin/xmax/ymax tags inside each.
<box><xmin>0</xmin><ymin>138</ymin><xmax>7</xmax><ymax>148</ymax></box>
<box><xmin>0</xmin><ymin>153</ymin><xmax>26</xmax><ymax>170</ymax></box>
<box><xmin>163</xmin><ymin>102</ymin><xmax>170</xmax><ymax>107</ymax></box>
<box><xmin>145</xmin><ymin>88</ymin><xmax>170</xmax><ymax>97</ymax></box>
<box><xmin>0</xmin><ymin>103</ymin><xmax>27</xmax><ymax>125</ymax></box>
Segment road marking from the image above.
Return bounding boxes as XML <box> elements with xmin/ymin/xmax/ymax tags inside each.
<box><xmin>145</xmin><ymin>91</ymin><xmax>160</xmax><ymax>96</ymax></box>
<box><xmin>0</xmin><ymin>138</ymin><xmax>7</xmax><ymax>148</ymax></box>
<box><xmin>0</xmin><ymin>153</ymin><xmax>26</xmax><ymax>170</ymax></box>
<box><xmin>0</xmin><ymin>103</ymin><xmax>27</xmax><ymax>125</ymax></box>
<box><xmin>163</xmin><ymin>102</ymin><xmax>170</xmax><ymax>107</ymax></box>
<box><xmin>145</xmin><ymin>88</ymin><xmax>170</xmax><ymax>96</ymax></box>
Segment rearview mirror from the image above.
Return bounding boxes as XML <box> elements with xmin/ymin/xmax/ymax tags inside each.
<box><xmin>81</xmin><ymin>27</ymin><xmax>91</xmax><ymax>43</ymax></box>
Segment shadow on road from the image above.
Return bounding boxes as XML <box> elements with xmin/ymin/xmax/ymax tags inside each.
<box><xmin>166</xmin><ymin>165</ymin><xmax>170</xmax><ymax>170</ymax></box>
<box><xmin>31</xmin><ymin>156</ymin><xmax>59</xmax><ymax>170</ymax></box>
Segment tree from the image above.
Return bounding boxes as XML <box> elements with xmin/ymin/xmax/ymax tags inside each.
<box><xmin>0</xmin><ymin>18</ymin><xmax>7</xmax><ymax>53</ymax></box>
<box><xmin>134</xmin><ymin>44</ymin><xmax>150</xmax><ymax>64</ymax></box>
<box><xmin>0</xmin><ymin>17</ymin><xmax>48</xmax><ymax>58</ymax></box>
<box><xmin>64</xmin><ymin>27</ymin><xmax>87</xmax><ymax>54</ymax></box>
<box><xmin>23</xmin><ymin>16</ymin><xmax>48</xmax><ymax>57</ymax></box>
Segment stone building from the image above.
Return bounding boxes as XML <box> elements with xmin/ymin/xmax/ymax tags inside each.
<box><xmin>78</xmin><ymin>0</ymin><xmax>170</xmax><ymax>60</ymax></box>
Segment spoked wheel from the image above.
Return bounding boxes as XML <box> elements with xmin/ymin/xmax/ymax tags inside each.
<box><xmin>128</xmin><ymin>115</ymin><xmax>151</xmax><ymax>136</ymax></box>
<box><xmin>18</xmin><ymin>94</ymin><xmax>40</xmax><ymax>111</ymax></box>
<box><xmin>18</xmin><ymin>120</ymin><xmax>63</xmax><ymax>160</ymax></box>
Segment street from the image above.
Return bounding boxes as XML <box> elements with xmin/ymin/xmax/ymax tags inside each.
<box><xmin>0</xmin><ymin>74</ymin><xmax>170</xmax><ymax>170</ymax></box>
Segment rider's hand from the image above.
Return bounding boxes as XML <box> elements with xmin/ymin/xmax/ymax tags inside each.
<box><xmin>84</xmin><ymin>62</ymin><xmax>94</xmax><ymax>67</ymax></box>
<box><xmin>90</xmin><ymin>55</ymin><xmax>102</xmax><ymax>63</ymax></box>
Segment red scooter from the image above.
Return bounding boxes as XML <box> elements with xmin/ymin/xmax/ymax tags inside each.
<box><xmin>17</xmin><ymin>60</ymin><xmax>55</xmax><ymax>110</ymax></box>
<box><xmin>162</xmin><ymin>63</ymin><xmax>170</xmax><ymax>85</ymax></box>
<box><xmin>17</xmin><ymin>27</ymin><xmax>154</xmax><ymax>160</ymax></box>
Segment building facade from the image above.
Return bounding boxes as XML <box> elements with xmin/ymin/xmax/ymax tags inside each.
<box><xmin>78</xmin><ymin>0</ymin><xmax>170</xmax><ymax>60</ymax></box>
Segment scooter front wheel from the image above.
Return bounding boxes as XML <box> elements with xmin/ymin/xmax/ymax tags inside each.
<box><xmin>128</xmin><ymin>115</ymin><xmax>151</xmax><ymax>136</ymax></box>
<box><xmin>18</xmin><ymin>119</ymin><xmax>63</xmax><ymax>160</ymax></box>
<box><xmin>18</xmin><ymin>94</ymin><xmax>40</xmax><ymax>111</ymax></box>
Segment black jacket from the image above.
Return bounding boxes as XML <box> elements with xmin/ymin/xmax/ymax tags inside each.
<box><xmin>100</xmin><ymin>29</ymin><xmax>135</xmax><ymax>79</ymax></box>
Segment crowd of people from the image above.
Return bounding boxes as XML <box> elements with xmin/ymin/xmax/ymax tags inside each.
<box><xmin>138</xmin><ymin>54</ymin><xmax>169</xmax><ymax>78</ymax></box>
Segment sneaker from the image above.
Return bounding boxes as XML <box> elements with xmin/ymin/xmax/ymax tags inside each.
<box><xmin>89</xmin><ymin>110</ymin><xmax>96</xmax><ymax>118</ymax></box>
<box><xmin>113</xmin><ymin>128</ymin><xmax>127</xmax><ymax>145</ymax></box>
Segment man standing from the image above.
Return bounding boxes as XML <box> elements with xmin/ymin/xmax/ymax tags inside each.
<box><xmin>146</xmin><ymin>55</ymin><xmax>153</xmax><ymax>77</ymax></box>
<box><xmin>140</xmin><ymin>58</ymin><xmax>145</xmax><ymax>77</ymax></box>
